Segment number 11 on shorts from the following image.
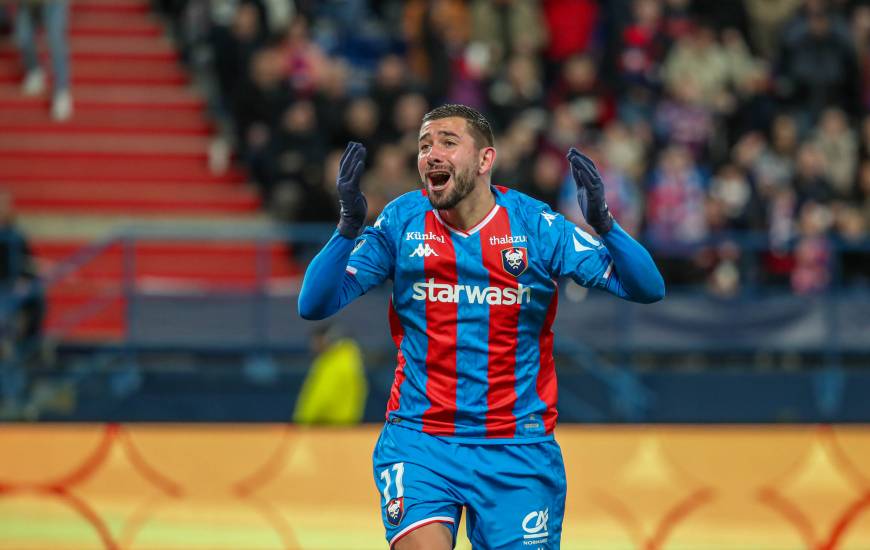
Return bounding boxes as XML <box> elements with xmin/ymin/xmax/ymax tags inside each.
<box><xmin>380</xmin><ymin>462</ymin><xmax>405</xmax><ymax>503</ymax></box>
<box><xmin>380</xmin><ymin>462</ymin><xmax>406</xmax><ymax>526</ymax></box>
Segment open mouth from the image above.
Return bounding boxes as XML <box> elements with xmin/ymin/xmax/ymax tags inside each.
<box><xmin>427</xmin><ymin>170</ymin><xmax>452</xmax><ymax>192</ymax></box>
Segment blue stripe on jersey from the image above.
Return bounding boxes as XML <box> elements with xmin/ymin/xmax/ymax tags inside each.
<box><xmin>390</xmin><ymin>214</ymin><xmax>431</xmax><ymax>424</ymax></box>
<box><xmin>507</xmin><ymin>197</ymin><xmax>552</xmax><ymax>439</ymax></box>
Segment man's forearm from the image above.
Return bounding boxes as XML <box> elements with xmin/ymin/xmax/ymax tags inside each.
<box><xmin>297</xmin><ymin>231</ymin><xmax>363</xmax><ymax>320</ymax></box>
<box><xmin>602</xmin><ymin>222</ymin><xmax>665</xmax><ymax>304</ymax></box>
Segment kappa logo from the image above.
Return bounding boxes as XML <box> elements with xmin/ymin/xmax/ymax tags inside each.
<box><xmin>541</xmin><ymin>211</ymin><xmax>557</xmax><ymax>227</ymax></box>
<box><xmin>410</xmin><ymin>243</ymin><xmax>439</xmax><ymax>258</ymax></box>
<box><xmin>522</xmin><ymin>508</ymin><xmax>549</xmax><ymax>545</ymax></box>
<box><xmin>351</xmin><ymin>239</ymin><xmax>366</xmax><ymax>255</ymax></box>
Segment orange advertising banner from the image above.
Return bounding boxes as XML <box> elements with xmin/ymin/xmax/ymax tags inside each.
<box><xmin>0</xmin><ymin>424</ymin><xmax>869</xmax><ymax>549</ymax></box>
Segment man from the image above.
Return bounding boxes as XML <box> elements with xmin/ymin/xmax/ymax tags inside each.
<box><xmin>292</xmin><ymin>324</ymin><xmax>367</xmax><ymax>426</ymax></box>
<box><xmin>298</xmin><ymin>105</ymin><xmax>664</xmax><ymax>549</ymax></box>
<box><xmin>15</xmin><ymin>0</ymin><xmax>72</xmax><ymax>121</ymax></box>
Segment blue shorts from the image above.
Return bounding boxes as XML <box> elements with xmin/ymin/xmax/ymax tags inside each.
<box><xmin>372</xmin><ymin>421</ymin><xmax>566</xmax><ymax>549</ymax></box>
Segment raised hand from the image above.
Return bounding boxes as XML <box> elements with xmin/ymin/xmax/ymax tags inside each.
<box><xmin>567</xmin><ymin>147</ymin><xmax>613</xmax><ymax>235</ymax></box>
<box><xmin>336</xmin><ymin>141</ymin><xmax>368</xmax><ymax>239</ymax></box>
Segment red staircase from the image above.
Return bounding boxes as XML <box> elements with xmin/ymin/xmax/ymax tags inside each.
<box><xmin>0</xmin><ymin>0</ymin><xmax>298</xmax><ymax>341</ymax></box>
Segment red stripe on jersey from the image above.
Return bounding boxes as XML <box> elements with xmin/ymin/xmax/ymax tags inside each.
<box><xmin>421</xmin><ymin>211</ymin><xmax>458</xmax><ymax>435</ymax></box>
<box><xmin>386</xmin><ymin>298</ymin><xmax>406</xmax><ymax>417</ymax></box>
<box><xmin>478</xmin><ymin>207</ymin><xmax>520</xmax><ymax>438</ymax></box>
<box><xmin>494</xmin><ymin>185</ymin><xmax>509</xmax><ymax>194</ymax></box>
<box><xmin>537</xmin><ymin>283</ymin><xmax>559</xmax><ymax>433</ymax></box>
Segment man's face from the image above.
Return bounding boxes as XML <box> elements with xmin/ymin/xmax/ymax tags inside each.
<box><xmin>417</xmin><ymin>117</ymin><xmax>481</xmax><ymax>210</ymax></box>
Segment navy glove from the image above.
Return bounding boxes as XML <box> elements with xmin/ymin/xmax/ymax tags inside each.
<box><xmin>567</xmin><ymin>147</ymin><xmax>613</xmax><ymax>235</ymax></box>
<box><xmin>336</xmin><ymin>142</ymin><xmax>368</xmax><ymax>239</ymax></box>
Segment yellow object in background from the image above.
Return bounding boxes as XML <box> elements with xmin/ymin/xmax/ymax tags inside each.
<box><xmin>293</xmin><ymin>336</ymin><xmax>367</xmax><ymax>426</ymax></box>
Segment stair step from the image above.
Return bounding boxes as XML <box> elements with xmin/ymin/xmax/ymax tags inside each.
<box><xmin>70</xmin><ymin>11</ymin><xmax>163</xmax><ymax>37</ymax></box>
<box><xmin>8</xmin><ymin>182</ymin><xmax>256</xmax><ymax>210</ymax></box>
<box><xmin>0</xmin><ymin>84</ymin><xmax>203</xmax><ymax>111</ymax></box>
<box><xmin>0</xmin><ymin>132</ymin><xmax>212</xmax><ymax>157</ymax></box>
<box><xmin>0</xmin><ymin>58</ymin><xmax>187</xmax><ymax>86</ymax></box>
<box><xmin>0</xmin><ymin>36</ymin><xmax>177</xmax><ymax>62</ymax></box>
<box><xmin>6</xmin><ymin>181</ymin><xmax>255</xmax><ymax>200</ymax></box>
<box><xmin>73</xmin><ymin>0</ymin><xmax>152</xmax><ymax>14</ymax></box>
<box><xmin>0</xmin><ymin>157</ymin><xmax>246</xmax><ymax>183</ymax></box>
<box><xmin>0</xmin><ymin>105</ymin><xmax>212</xmax><ymax>134</ymax></box>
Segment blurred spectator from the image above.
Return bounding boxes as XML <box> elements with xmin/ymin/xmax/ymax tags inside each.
<box><xmin>775</xmin><ymin>4</ymin><xmax>861</xmax><ymax>119</ymax></box>
<box><xmin>268</xmin><ymin>99</ymin><xmax>327</xmax><ymax>218</ymax></box>
<box><xmin>371</xmin><ymin>55</ymin><xmax>413</xmax><ymax>137</ymax></box>
<box><xmin>492</xmin><ymin>115</ymin><xmax>539</xmax><ymax>191</ymax></box>
<box><xmin>361</xmin><ymin>144</ymin><xmax>418</xmax><ymax>220</ymax></box>
<box><xmin>338</xmin><ymin>97</ymin><xmax>382</xmax><ymax>157</ymax></box>
<box><xmin>0</xmin><ymin>193</ymin><xmax>43</xmax><ymax>360</ymax></box>
<box><xmin>662</xmin><ymin>22</ymin><xmax>733</xmax><ymax>110</ymax></box>
<box><xmin>402</xmin><ymin>0</ymin><xmax>470</xmax><ymax>105</ymax></box>
<box><xmin>646</xmin><ymin>145</ymin><xmax>708</xmax><ymax>248</ymax></box>
<box><xmin>653</xmin><ymin>79</ymin><xmax>713</xmax><ymax>160</ymax></box>
<box><xmin>314</xmin><ymin>57</ymin><xmax>353</xmax><ymax>150</ymax></box>
<box><xmin>211</xmin><ymin>0</ymin><xmax>269</xmax><ymax>118</ymax></box>
<box><xmin>233</xmin><ymin>46</ymin><xmax>293</xmax><ymax>201</ymax></box>
<box><xmin>470</xmin><ymin>0</ymin><xmax>548</xmax><ymax>74</ymax></box>
<box><xmin>293</xmin><ymin>324</ymin><xmax>367</xmax><ymax>426</ymax></box>
<box><xmin>791</xmin><ymin>201</ymin><xmax>834</xmax><ymax>294</ymax></box>
<box><xmin>391</xmin><ymin>92</ymin><xmax>430</xmax><ymax>161</ymax></box>
<box><xmin>541</xmin><ymin>0</ymin><xmax>599</xmax><ymax>79</ymax></box>
<box><xmin>601</xmin><ymin>120</ymin><xmax>649</xmax><ymax>183</ymax></box>
<box><xmin>530</xmin><ymin>151</ymin><xmax>566</xmax><ymax>209</ymax></box>
<box><xmin>744</xmin><ymin>0</ymin><xmax>802</xmax><ymax>59</ymax></box>
<box><xmin>794</xmin><ymin>142</ymin><xmax>834</xmax><ymax>206</ymax></box>
<box><xmin>488</xmin><ymin>54</ymin><xmax>545</xmax><ymax>131</ymax></box>
<box><xmin>547</xmin><ymin>54</ymin><xmax>614</xmax><ymax>130</ymax></box>
<box><xmin>811</xmin><ymin>107</ymin><xmax>858</xmax><ymax>198</ymax></box>
<box><xmin>708</xmin><ymin>163</ymin><xmax>765</xmax><ymax>232</ymax></box>
<box><xmin>282</xmin><ymin>15</ymin><xmax>328</xmax><ymax>98</ymax></box>
<box><xmin>617</xmin><ymin>0</ymin><xmax>670</xmax><ymax>92</ymax></box>
<box><xmin>852</xmin><ymin>4</ymin><xmax>870</xmax><ymax>110</ymax></box>
<box><xmin>14</xmin><ymin>0</ymin><xmax>72</xmax><ymax>121</ymax></box>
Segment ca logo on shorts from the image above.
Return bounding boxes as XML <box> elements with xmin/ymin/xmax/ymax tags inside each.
<box><xmin>522</xmin><ymin>508</ymin><xmax>548</xmax><ymax>543</ymax></box>
<box><xmin>386</xmin><ymin>497</ymin><xmax>404</xmax><ymax>526</ymax></box>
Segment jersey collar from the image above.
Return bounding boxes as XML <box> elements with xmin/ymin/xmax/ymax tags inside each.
<box><xmin>433</xmin><ymin>202</ymin><xmax>500</xmax><ymax>238</ymax></box>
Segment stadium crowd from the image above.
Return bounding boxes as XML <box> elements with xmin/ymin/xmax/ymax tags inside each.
<box><xmin>157</xmin><ymin>0</ymin><xmax>870</xmax><ymax>295</ymax></box>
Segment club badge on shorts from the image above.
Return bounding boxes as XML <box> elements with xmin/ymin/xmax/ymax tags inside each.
<box><xmin>386</xmin><ymin>497</ymin><xmax>404</xmax><ymax>526</ymax></box>
<box><xmin>501</xmin><ymin>247</ymin><xmax>528</xmax><ymax>277</ymax></box>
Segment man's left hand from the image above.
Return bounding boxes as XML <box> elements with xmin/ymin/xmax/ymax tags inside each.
<box><xmin>567</xmin><ymin>147</ymin><xmax>613</xmax><ymax>235</ymax></box>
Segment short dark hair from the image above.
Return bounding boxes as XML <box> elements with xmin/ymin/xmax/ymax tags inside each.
<box><xmin>422</xmin><ymin>104</ymin><xmax>494</xmax><ymax>149</ymax></box>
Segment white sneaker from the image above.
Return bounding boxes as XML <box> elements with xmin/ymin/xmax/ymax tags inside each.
<box><xmin>21</xmin><ymin>68</ymin><xmax>45</xmax><ymax>96</ymax></box>
<box><xmin>51</xmin><ymin>91</ymin><xmax>73</xmax><ymax>121</ymax></box>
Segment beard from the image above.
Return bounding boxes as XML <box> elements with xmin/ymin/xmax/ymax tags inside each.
<box><xmin>426</xmin><ymin>163</ymin><xmax>477</xmax><ymax>210</ymax></box>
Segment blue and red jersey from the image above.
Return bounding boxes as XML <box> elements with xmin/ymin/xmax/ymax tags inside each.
<box><xmin>298</xmin><ymin>185</ymin><xmax>664</xmax><ymax>443</ymax></box>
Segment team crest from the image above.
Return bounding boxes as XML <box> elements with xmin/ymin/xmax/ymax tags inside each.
<box><xmin>501</xmin><ymin>247</ymin><xmax>528</xmax><ymax>277</ymax></box>
<box><xmin>386</xmin><ymin>497</ymin><xmax>404</xmax><ymax>526</ymax></box>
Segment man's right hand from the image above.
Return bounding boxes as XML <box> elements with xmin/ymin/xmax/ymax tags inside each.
<box><xmin>336</xmin><ymin>142</ymin><xmax>368</xmax><ymax>239</ymax></box>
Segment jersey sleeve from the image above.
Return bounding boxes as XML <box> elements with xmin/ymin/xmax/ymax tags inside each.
<box><xmin>298</xmin><ymin>205</ymin><xmax>399</xmax><ymax>320</ymax></box>
<box><xmin>537</xmin><ymin>206</ymin><xmax>614</xmax><ymax>289</ymax></box>
<box><xmin>345</xmin><ymin>206</ymin><xmax>397</xmax><ymax>293</ymax></box>
<box><xmin>536</xmin><ymin>206</ymin><xmax>665</xmax><ymax>303</ymax></box>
